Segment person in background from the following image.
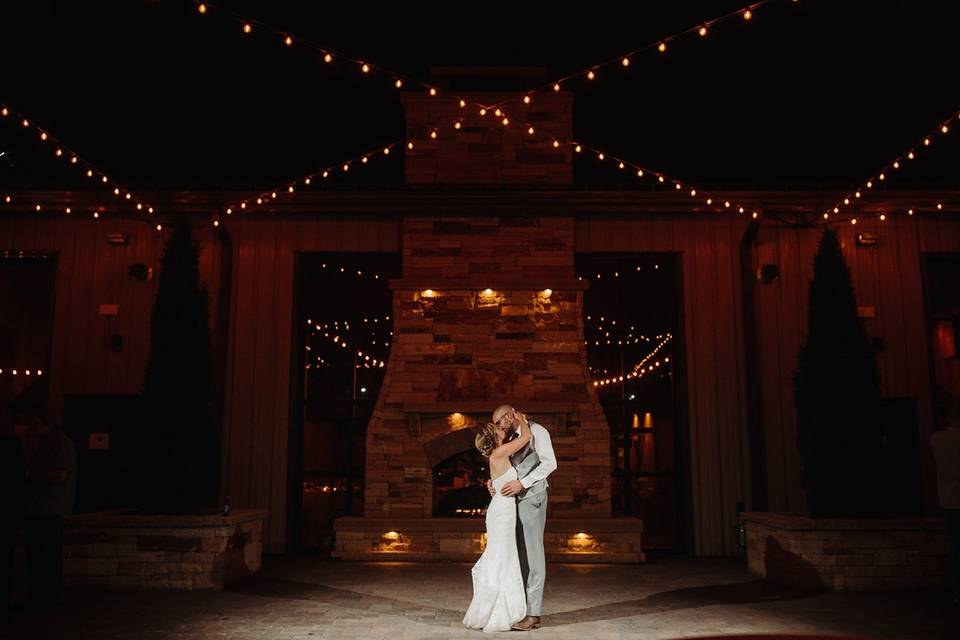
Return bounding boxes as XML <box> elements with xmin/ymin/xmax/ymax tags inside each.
<box><xmin>0</xmin><ymin>409</ymin><xmax>26</xmax><ymax>620</ymax></box>
<box><xmin>18</xmin><ymin>412</ymin><xmax>76</xmax><ymax>609</ymax></box>
<box><xmin>930</xmin><ymin>399</ymin><xmax>960</xmax><ymax>605</ymax></box>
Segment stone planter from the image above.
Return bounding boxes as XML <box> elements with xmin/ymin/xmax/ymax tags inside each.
<box><xmin>64</xmin><ymin>509</ymin><xmax>267</xmax><ymax>591</ymax></box>
<box><xmin>741</xmin><ymin>512</ymin><xmax>949</xmax><ymax>591</ymax></box>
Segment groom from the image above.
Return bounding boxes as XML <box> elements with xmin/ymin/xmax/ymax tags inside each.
<box><xmin>488</xmin><ymin>405</ymin><xmax>557</xmax><ymax>630</ymax></box>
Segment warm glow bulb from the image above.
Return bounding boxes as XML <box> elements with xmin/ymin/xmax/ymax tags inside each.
<box><xmin>479</xmin><ymin>108</ymin><xmax>486</xmax><ymax>116</ymax></box>
<box><xmin>744</xmin><ymin>9</ymin><xmax>752</xmax><ymax>20</ymax></box>
<box><xmin>86</xmin><ymin>169</ymin><xmax>93</xmax><ymax>177</ymax></box>
<box><xmin>429</xmin><ymin>87</ymin><xmax>437</xmax><ymax>96</ymax></box>
<box><xmin>324</xmin><ymin>53</ymin><xmax>333</xmax><ymax>63</ymax></box>
<box><xmin>880</xmin><ymin>214</ymin><xmax>886</xmax><ymax>221</ymax></box>
<box><xmin>908</xmin><ymin>209</ymin><xmax>914</xmax><ymax>215</ymax></box>
<box><xmin>40</xmin><ymin>132</ymin><xmax>47</xmax><ymax>141</ymax></box>
<box><xmin>658</xmin><ymin>42</ymin><xmax>667</xmax><ymax>53</ymax></box>
<box><xmin>621</xmin><ymin>57</ymin><xmax>630</xmax><ymax>67</ymax></box>
<box><xmin>407</xmin><ymin>141</ymin><xmax>414</xmax><ymax>150</ymax></box>
<box><xmin>383</xmin><ymin>147</ymin><xmax>390</xmax><ymax>155</ymax></box>
<box><xmin>907</xmin><ymin>151</ymin><xmax>915</xmax><ymax>159</ymax></box>
<box><xmin>362</xmin><ymin>63</ymin><xmax>370</xmax><ymax>73</ymax></box>
<box><xmin>923</xmin><ymin>138</ymin><xmax>930</xmax><ymax>146</ymax></box>
<box><xmin>553</xmin><ymin>140</ymin><xmax>560</xmax><ymax>148</ymax></box>
<box><xmin>454</xmin><ymin>121</ymin><xmax>461</xmax><ymax>130</ymax></box>
<box><xmin>361</xmin><ymin>156</ymin><xmax>368</xmax><ymax>163</ymax></box>
<box><xmin>619</xmin><ymin>162</ymin><xmax>625</xmax><ymax>169</ymax></box>
<box><xmin>699</xmin><ymin>26</ymin><xmax>708</xmax><ymax>36</ymax></box>
<box><xmin>598</xmin><ymin>153</ymin><xmax>605</xmax><ymax>160</ymax></box>
<box><xmin>502</xmin><ymin>117</ymin><xmax>509</xmax><ymax>125</ymax></box>
<box><xmin>528</xmin><ymin>126</ymin><xmax>535</xmax><ymax>135</ymax></box>
<box><xmin>284</xmin><ymin>35</ymin><xmax>293</xmax><ymax>46</ymax></box>
<box><xmin>575</xmin><ymin>145</ymin><xmax>582</xmax><ymax>153</ymax></box>
<box><xmin>430</xmin><ymin>130</ymin><xmax>437</xmax><ymax>139</ymax></box>
<box><xmin>523</xmin><ymin>95</ymin><xmax>531</xmax><ymax>104</ymax></box>
<box><xmin>394</xmin><ymin>79</ymin><xmax>402</xmax><ymax>88</ymax></box>
<box><xmin>587</xmin><ymin>70</ymin><xmax>595</xmax><ymax>80</ymax></box>
<box><xmin>637</xmin><ymin>169</ymin><xmax>643</xmax><ymax>177</ymax></box>
<box><xmin>243</xmin><ymin>23</ymin><xmax>252</xmax><ymax>34</ymax></box>
<box><xmin>553</xmin><ymin>83</ymin><xmax>560</xmax><ymax>92</ymax></box>
<box><xmin>494</xmin><ymin>108</ymin><xmax>502</xmax><ymax>117</ymax></box>
<box><xmin>942</xmin><ymin>125</ymin><xmax>949</xmax><ymax>134</ymax></box>
<box><xmin>851</xmin><ymin>218</ymin><xmax>858</xmax><ymax>225</ymax></box>
<box><xmin>0</xmin><ymin>107</ymin><xmax>8</xmax><ymax>116</ymax></box>
<box><xmin>21</xmin><ymin>119</ymin><xmax>29</xmax><ymax>127</ymax></box>
<box><xmin>198</xmin><ymin>3</ymin><xmax>207</xmax><ymax>14</ymax></box>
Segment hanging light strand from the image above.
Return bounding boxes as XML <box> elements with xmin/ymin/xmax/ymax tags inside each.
<box><xmin>825</xmin><ymin>108</ymin><xmax>960</xmax><ymax>222</ymax></box>
<box><xmin>223</xmin><ymin>141</ymin><xmax>401</xmax><ymax>215</ymax></box>
<box><xmin>0</xmin><ymin>98</ymin><xmax>153</xmax><ymax>215</ymax></box>
<box><xmin>574</xmin><ymin>142</ymin><xmax>760</xmax><ymax>217</ymax></box>
<box><xmin>192</xmin><ymin>1</ymin><xmax>489</xmax><ymax>112</ymax></box>
<box><xmin>485</xmin><ymin>0</ymin><xmax>785</xmax><ymax>114</ymax></box>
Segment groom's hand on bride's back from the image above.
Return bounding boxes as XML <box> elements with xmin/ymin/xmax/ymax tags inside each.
<box><xmin>499</xmin><ymin>480</ymin><xmax>524</xmax><ymax>496</ymax></box>
<box><xmin>486</xmin><ymin>479</ymin><xmax>495</xmax><ymax>496</ymax></box>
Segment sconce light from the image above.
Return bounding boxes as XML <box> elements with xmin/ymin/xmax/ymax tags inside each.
<box><xmin>420</xmin><ymin>289</ymin><xmax>436</xmax><ymax>298</ymax></box>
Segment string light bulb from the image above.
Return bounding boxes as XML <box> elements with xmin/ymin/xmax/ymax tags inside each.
<box><xmin>743</xmin><ymin>9</ymin><xmax>753</xmax><ymax>20</ymax></box>
<box><xmin>587</xmin><ymin>70</ymin><xmax>596</xmax><ymax>80</ymax></box>
<box><xmin>243</xmin><ymin>23</ymin><xmax>252</xmax><ymax>34</ymax></box>
<box><xmin>658</xmin><ymin>42</ymin><xmax>667</xmax><ymax>53</ymax></box>
<box><xmin>699</xmin><ymin>26</ymin><xmax>708</xmax><ymax>36</ymax></box>
<box><xmin>362</xmin><ymin>63</ymin><xmax>370</xmax><ymax>73</ymax></box>
<box><xmin>621</xmin><ymin>57</ymin><xmax>630</xmax><ymax>67</ymax></box>
<box><xmin>324</xmin><ymin>53</ymin><xmax>333</xmax><ymax>63</ymax></box>
<box><xmin>198</xmin><ymin>3</ymin><xmax>207</xmax><ymax>14</ymax></box>
<box><xmin>284</xmin><ymin>35</ymin><xmax>293</xmax><ymax>46</ymax></box>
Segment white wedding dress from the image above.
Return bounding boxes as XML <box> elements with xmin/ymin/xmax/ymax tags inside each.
<box><xmin>462</xmin><ymin>466</ymin><xmax>527</xmax><ymax>633</ymax></box>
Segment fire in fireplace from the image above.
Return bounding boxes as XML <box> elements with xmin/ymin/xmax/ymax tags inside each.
<box><xmin>432</xmin><ymin>439</ymin><xmax>490</xmax><ymax>517</ymax></box>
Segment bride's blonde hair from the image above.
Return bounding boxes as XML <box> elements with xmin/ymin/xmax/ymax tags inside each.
<box><xmin>474</xmin><ymin>423</ymin><xmax>498</xmax><ymax>458</ymax></box>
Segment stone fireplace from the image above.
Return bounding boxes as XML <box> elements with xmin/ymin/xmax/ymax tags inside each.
<box><xmin>333</xmin><ymin>216</ymin><xmax>645</xmax><ymax>561</ymax></box>
<box><xmin>333</xmin><ymin>69</ymin><xmax>644</xmax><ymax>562</ymax></box>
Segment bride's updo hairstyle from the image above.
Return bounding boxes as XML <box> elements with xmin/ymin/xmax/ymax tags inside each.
<box><xmin>474</xmin><ymin>423</ymin><xmax>498</xmax><ymax>458</ymax></box>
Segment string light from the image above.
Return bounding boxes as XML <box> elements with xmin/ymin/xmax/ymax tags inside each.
<box><xmin>224</xmin><ymin>141</ymin><xmax>401</xmax><ymax>214</ymax></box>
<box><xmin>573</xmin><ymin>141</ymin><xmax>759</xmax><ymax>216</ymax></box>
<box><xmin>825</xmin><ymin>106</ymin><xmax>960</xmax><ymax>226</ymax></box>
<box><xmin>484</xmin><ymin>0</ymin><xmax>783</xmax><ymax>113</ymax></box>
<box><xmin>0</xmin><ymin>97</ymin><xmax>152</xmax><ymax>215</ymax></box>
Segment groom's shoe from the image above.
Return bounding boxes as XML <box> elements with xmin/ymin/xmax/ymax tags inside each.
<box><xmin>511</xmin><ymin>616</ymin><xmax>541</xmax><ymax>630</ymax></box>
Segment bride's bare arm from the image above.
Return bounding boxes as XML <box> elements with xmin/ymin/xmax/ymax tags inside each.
<box><xmin>493</xmin><ymin>411</ymin><xmax>530</xmax><ymax>460</ymax></box>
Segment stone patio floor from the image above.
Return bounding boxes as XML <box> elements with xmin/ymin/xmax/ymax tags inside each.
<box><xmin>3</xmin><ymin>554</ymin><xmax>957</xmax><ymax>640</ymax></box>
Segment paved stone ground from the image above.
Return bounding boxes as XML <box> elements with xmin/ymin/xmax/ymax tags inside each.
<box><xmin>3</xmin><ymin>555</ymin><xmax>958</xmax><ymax>640</ymax></box>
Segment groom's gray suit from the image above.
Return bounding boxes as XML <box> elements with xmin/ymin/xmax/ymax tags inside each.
<box><xmin>508</xmin><ymin>420</ymin><xmax>557</xmax><ymax>617</ymax></box>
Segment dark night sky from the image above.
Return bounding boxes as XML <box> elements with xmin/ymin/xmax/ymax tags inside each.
<box><xmin>1</xmin><ymin>1</ymin><xmax>958</xmax><ymax>194</ymax></box>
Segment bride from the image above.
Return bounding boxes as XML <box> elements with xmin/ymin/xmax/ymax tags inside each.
<box><xmin>463</xmin><ymin>412</ymin><xmax>530</xmax><ymax>633</ymax></box>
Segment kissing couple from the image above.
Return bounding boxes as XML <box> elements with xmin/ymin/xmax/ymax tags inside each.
<box><xmin>462</xmin><ymin>405</ymin><xmax>557</xmax><ymax>632</ymax></box>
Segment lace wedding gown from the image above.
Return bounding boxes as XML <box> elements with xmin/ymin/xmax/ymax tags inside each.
<box><xmin>462</xmin><ymin>466</ymin><xmax>527</xmax><ymax>633</ymax></box>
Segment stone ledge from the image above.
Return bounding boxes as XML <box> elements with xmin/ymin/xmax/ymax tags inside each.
<box><xmin>68</xmin><ymin>509</ymin><xmax>269</xmax><ymax>529</ymax></box>
<box><xmin>333</xmin><ymin>517</ymin><xmax>644</xmax><ymax>563</ymax></box>
<box><xmin>64</xmin><ymin>509</ymin><xmax>267</xmax><ymax>591</ymax></box>
<box><xmin>335</xmin><ymin>517</ymin><xmax>643</xmax><ymax>534</ymax></box>
<box><xmin>743</xmin><ymin>512</ymin><xmax>948</xmax><ymax>592</ymax></box>
<box><xmin>740</xmin><ymin>511</ymin><xmax>946</xmax><ymax>532</ymax></box>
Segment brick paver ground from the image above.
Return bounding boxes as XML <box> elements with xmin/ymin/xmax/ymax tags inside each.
<box><xmin>3</xmin><ymin>555</ymin><xmax>957</xmax><ymax>639</ymax></box>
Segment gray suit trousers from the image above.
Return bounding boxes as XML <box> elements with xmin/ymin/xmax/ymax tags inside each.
<box><xmin>516</xmin><ymin>488</ymin><xmax>548</xmax><ymax>616</ymax></box>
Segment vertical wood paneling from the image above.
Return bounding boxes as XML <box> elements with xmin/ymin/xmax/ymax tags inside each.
<box><xmin>576</xmin><ymin>215</ymin><xmax>751</xmax><ymax>555</ymax></box>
